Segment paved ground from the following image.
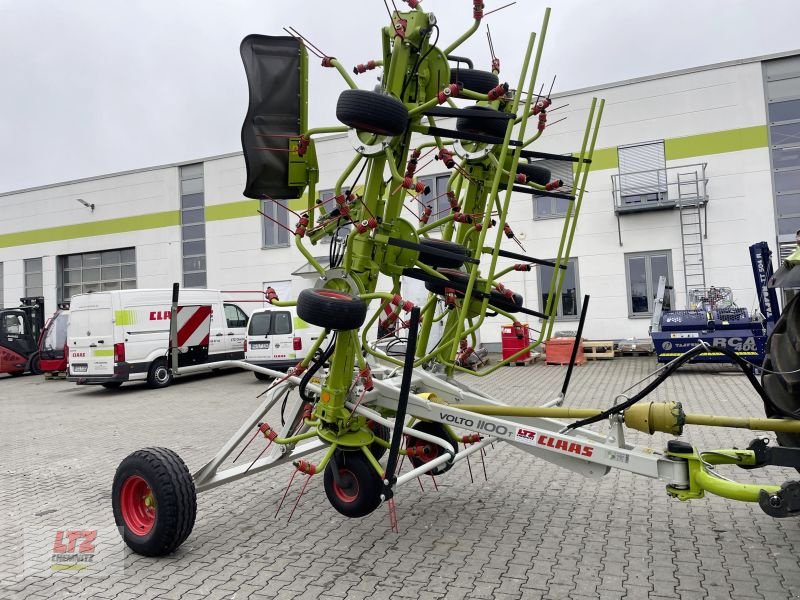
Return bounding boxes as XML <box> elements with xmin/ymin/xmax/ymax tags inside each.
<box><xmin>2</xmin><ymin>357</ymin><xmax>800</xmax><ymax>599</ymax></box>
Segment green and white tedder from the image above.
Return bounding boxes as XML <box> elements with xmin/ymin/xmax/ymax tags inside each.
<box><xmin>111</xmin><ymin>2</ymin><xmax>800</xmax><ymax>556</ymax></box>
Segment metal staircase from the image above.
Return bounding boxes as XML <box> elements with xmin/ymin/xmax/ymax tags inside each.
<box><xmin>677</xmin><ymin>171</ymin><xmax>706</xmax><ymax>306</ymax></box>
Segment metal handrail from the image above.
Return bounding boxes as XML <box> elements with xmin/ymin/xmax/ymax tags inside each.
<box><xmin>611</xmin><ymin>162</ymin><xmax>709</xmax><ymax>212</ymax></box>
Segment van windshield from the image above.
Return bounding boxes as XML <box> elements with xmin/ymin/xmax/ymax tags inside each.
<box><xmin>248</xmin><ymin>312</ymin><xmax>272</xmax><ymax>336</ymax></box>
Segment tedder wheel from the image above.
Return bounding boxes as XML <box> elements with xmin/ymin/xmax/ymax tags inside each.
<box><xmin>424</xmin><ymin>268</ymin><xmax>524</xmax><ymax>312</ymax></box>
<box><xmin>762</xmin><ymin>294</ymin><xmax>800</xmax><ymax>457</ymax></box>
<box><xmin>449</xmin><ymin>68</ymin><xmax>499</xmax><ymax>94</ymax></box>
<box><xmin>517</xmin><ymin>161</ymin><xmax>551</xmax><ymax>186</ymax></box>
<box><xmin>323</xmin><ymin>450</ymin><xmax>383</xmax><ymax>518</ymax></box>
<box><xmin>28</xmin><ymin>353</ymin><xmax>42</xmax><ymax>375</ymax></box>
<box><xmin>112</xmin><ymin>447</ymin><xmax>196</xmax><ymax>556</ymax></box>
<box><xmin>407</xmin><ymin>421</ymin><xmax>459</xmax><ymax>476</ymax></box>
<box><xmin>418</xmin><ymin>238</ymin><xmax>468</xmax><ymax>270</ymax></box>
<box><xmin>146</xmin><ymin>358</ymin><xmax>173</xmax><ymax>389</ymax></box>
<box><xmin>254</xmin><ymin>371</ymin><xmax>273</xmax><ymax>382</ymax></box>
<box><xmin>296</xmin><ymin>288</ymin><xmax>367</xmax><ymax>331</ymax></box>
<box><xmin>456</xmin><ymin>105</ymin><xmax>509</xmax><ymax>139</ymax></box>
<box><xmin>336</xmin><ymin>89</ymin><xmax>408</xmax><ymax>137</ymax></box>
<box><xmin>102</xmin><ymin>381</ymin><xmax>124</xmax><ymax>389</ymax></box>
<box><xmin>368</xmin><ymin>420</ymin><xmax>390</xmax><ymax>460</ymax></box>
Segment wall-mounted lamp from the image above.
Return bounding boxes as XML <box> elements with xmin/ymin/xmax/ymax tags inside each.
<box><xmin>76</xmin><ymin>198</ymin><xmax>95</xmax><ymax>212</ymax></box>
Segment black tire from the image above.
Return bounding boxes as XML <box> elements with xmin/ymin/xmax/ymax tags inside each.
<box><xmin>336</xmin><ymin>89</ymin><xmax>408</xmax><ymax>137</ymax></box>
<box><xmin>112</xmin><ymin>447</ymin><xmax>196</xmax><ymax>556</ymax></box>
<box><xmin>254</xmin><ymin>371</ymin><xmax>273</xmax><ymax>382</ymax></box>
<box><xmin>28</xmin><ymin>353</ymin><xmax>42</xmax><ymax>375</ymax></box>
<box><xmin>296</xmin><ymin>288</ymin><xmax>367</xmax><ymax>331</ymax></box>
<box><xmin>8</xmin><ymin>371</ymin><xmax>23</xmax><ymax>377</ymax></box>
<box><xmin>517</xmin><ymin>162</ymin><xmax>551</xmax><ymax>186</ymax></box>
<box><xmin>450</xmin><ymin>68</ymin><xmax>499</xmax><ymax>94</ymax></box>
<box><xmin>146</xmin><ymin>358</ymin><xmax>173</xmax><ymax>389</ymax></box>
<box><xmin>102</xmin><ymin>381</ymin><xmax>123</xmax><ymax>389</ymax></box>
<box><xmin>368</xmin><ymin>420</ymin><xmax>390</xmax><ymax>461</ymax></box>
<box><xmin>418</xmin><ymin>238</ymin><xmax>468</xmax><ymax>269</ymax></box>
<box><xmin>407</xmin><ymin>421</ymin><xmax>458</xmax><ymax>476</ymax></box>
<box><xmin>762</xmin><ymin>294</ymin><xmax>800</xmax><ymax>452</ymax></box>
<box><xmin>423</xmin><ymin>269</ymin><xmax>523</xmax><ymax>312</ymax></box>
<box><xmin>323</xmin><ymin>450</ymin><xmax>383</xmax><ymax>518</ymax></box>
<box><xmin>456</xmin><ymin>105</ymin><xmax>509</xmax><ymax>139</ymax></box>
<box><xmin>489</xmin><ymin>289</ymin><xmax>525</xmax><ymax>314</ymax></box>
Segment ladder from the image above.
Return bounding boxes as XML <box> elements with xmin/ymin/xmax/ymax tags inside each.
<box><xmin>677</xmin><ymin>171</ymin><xmax>705</xmax><ymax>307</ymax></box>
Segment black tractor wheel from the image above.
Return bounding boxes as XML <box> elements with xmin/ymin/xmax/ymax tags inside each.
<box><xmin>102</xmin><ymin>381</ymin><xmax>124</xmax><ymax>389</ymax></box>
<box><xmin>456</xmin><ymin>105</ymin><xmax>509</xmax><ymax>139</ymax></box>
<box><xmin>368</xmin><ymin>420</ymin><xmax>390</xmax><ymax>461</ymax></box>
<box><xmin>254</xmin><ymin>371</ymin><xmax>273</xmax><ymax>382</ymax></box>
<box><xmin>112</xmin><ymin>447</ymin><xmax>196</xmax><ymax>556</ymax></box>
<box><xmin>336</xmin><ymin>89</ymin><xmax>408</xmax><ymax>137</ymax></box>
<box><xmin>323</xmin><ymin>450</ymin><xmax>383</xmax><ymax>518</ymax></box>
<box><xmin>424</xmin><ymin>268</ymin><xmax>469</xmax><ymax>296</ymax></box>
<box><xmin>489</xmin><ymin>289</ymin><xmax>525</xmax><ymax>313</ymax></box>
<box><xmin>28</xmin><ymin>353</ymin><xmax>42</xmax><ymax>375</ymax></box>
<box><xmin>418</xmin><ymin>238</ymin><xmax>468</xmax><ymax>270</ymax></box>
<box><xmin>517</xmin><ymin>161</ymin><xmax>551</xmax><ymax>186</ymax></box>
<box><xmin>146</xmin><ymin>358</ymin><xmax>173</xmax><ymax>389</ymax></box>
<box><xmin>762</xmin><ymin>295</ymin><xmax>800</xmax><ymax>452</ymax></box>
<box><xmin>297</xmin><ymin>288</ymin><xmax>367</xmax><ymax>331</ymax></box>
<box><xmin>450</xmin><ymin>68</ymin><xmax>499</xmax><ymax>94</ymax></box>
<box><xmin>407</xmin><ymin>421</ymin><xmax>458</xmax><ymax>476</ymax></box>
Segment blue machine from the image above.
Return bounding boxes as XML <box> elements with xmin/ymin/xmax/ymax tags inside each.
<box><xmin>651</xmin><ymin>242</ymin><xmax>781</xmax><ymax>365</ymax></box>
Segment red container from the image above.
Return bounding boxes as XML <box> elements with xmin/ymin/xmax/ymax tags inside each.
<box><xmin>501</xmin><ymin>324</ymin><xmax>531</xmax><ymax>362</ymax></box>
<box><xmin>545</xmin><ymin>337</ymin><xmax>585</xmax><ymax>366</ymax></box>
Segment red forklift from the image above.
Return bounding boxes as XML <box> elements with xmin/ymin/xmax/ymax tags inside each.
<box><xmin>39</xmin><ymin>303</ymin><xmax>70</xmax><ymax>375</ymax></box>
<box><xmin>0</xmin><ymin>296</ymin><xmax>45</xmax><ymax>376</ymax></box>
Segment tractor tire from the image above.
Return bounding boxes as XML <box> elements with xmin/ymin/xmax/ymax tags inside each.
<box><xmin>296</xmin><ymin>289</ymin><xmax>367</xmax><ymax>331</ymax></box>
<box><xmin>418</xmin><ymin>238</ymin><xmax>468</xmax><ymax>270</ymax></box>
<box><xmin>102</xmin><ymin>382</ymin><xmax>124</xmax><ymax>389</ymax></box>
<box><xmin>424</xmin><ymin>269</ymin><xmax>524</xmax><ymax>312</ymax></box>
<box><xmin>450</xmin><ymin>68</ymin><xmax>499</xmax><ymax>94</ymax></box>
<box><xmin>407</xmin><ymin>421</ymin><xmax>458</xmax><ymax>476</ymax></box>
<box><xmin>336</xmin><ymin>89</ymin><xmax>408</xmax><ymax>137</ymax></box>
<box><xmin>456</xmin><ymin>105</ymin><xmax>509</xmax><ymax>139</ymax></box>
<box><xmin>112</xmin><ymin>447</ymin><xmax>196</xmax><ymax>556</ymax></box>
<box><xmin>323</xmin><ymin>450</ymin><xmax>383</xmax><ymax>518</ymax></box>
<box><xmin>368</xmin><ymin>420</ymin><xmax>390</xmax><ymax>461</ymax></box>
<box><xmin>28</xmin><ymin>353</ymin><xmax>42</xmax><ymax>375</ymax></box>
<box><xmin>762</xmin><ymin>294</ymin><xmax>800</xmax><ymax>453</ymax></box>
<box><xmin>146</xmin><ymin>358</ymin><xmax>173</xmax><ymax>389</ymax></box>
<box><xmin>517</xmin><ymin>162</ymin><xmax>552</xmax><ymax>186</ymax></box>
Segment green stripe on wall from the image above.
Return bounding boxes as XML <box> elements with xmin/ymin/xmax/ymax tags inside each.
<box><xmin>664</xmin><ymin>125</ymin><xmax>768</xmax><ymax>160</ymax></box>
<box><xmin>0</xmin><ymin>210</ymin><xmax>179</xmax><ymax>249</ymax></box>
<box><xmin>205</xmin><ymin>199</ymin><xmax>259</xmax><ymax>221</ymax></box>
<box><xmin>587</xmin><ymin>147</ymin><xmax>618</xmax><ymax>171</ymax></box>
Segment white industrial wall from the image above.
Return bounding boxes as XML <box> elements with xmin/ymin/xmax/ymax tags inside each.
<box><xmin>0</xmin><ymin>58</ymin><xmax>779</xmax><ymax>347</ymax></box>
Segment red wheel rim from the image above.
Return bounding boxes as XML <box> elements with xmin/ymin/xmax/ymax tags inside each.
<box><xmin>410</xmin><ymin>438</ymin><xmax>440</xmax><ymax>464</ymax></box>
<box><xmin>333</xmin><ymin>469</ymin><xmax>359</xmax><ymax>503</ymax></box>
<box><xmin>316</xmin><ymin>290</ymin><xmax>352</xmax><ymax>301</ymax></box>
<box><xmin>119</xmin><ymin>475</ymin><xmax>156</xmax><ymax>535</ymax></box>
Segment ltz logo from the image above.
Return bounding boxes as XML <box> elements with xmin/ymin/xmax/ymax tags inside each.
<box><xmin>51</xmin><ymin>530</ymin><xmax>97</xmax><ymax>570</ymax></box>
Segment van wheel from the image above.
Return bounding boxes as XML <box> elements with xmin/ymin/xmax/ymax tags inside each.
<box><xmin>254</xmin><ymin>371</ymin><xmax>273</xmax><ymax>382</ymax></box>
<box><xmin>147</xmin><ymin>358</ymin><xmax>173</xmax><ymax>389</ymax></box>
<box><xmin>102</xmin><ymin>382</ymin><xmax>124</xmax><ymax>389</ymax></box>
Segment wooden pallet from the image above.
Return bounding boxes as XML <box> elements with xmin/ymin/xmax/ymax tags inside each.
<box><xmin>583</xmin><ymin>341</ymin><xmax>614</xmax><ymax>360</ymax></box>
<box><xmin>617</xmin><ymin>350</ymin><xmax>654</xmax><ymax>357</ymax></box>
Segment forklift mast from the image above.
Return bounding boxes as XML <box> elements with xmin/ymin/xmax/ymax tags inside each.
<box><xmin>749</xmin><ymin>242</ymin><xmax>781</xmax><ymax>332</ymax></box>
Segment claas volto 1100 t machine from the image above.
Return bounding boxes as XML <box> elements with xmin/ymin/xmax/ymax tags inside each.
<box><xmin>107</xmin><ymin>1</ymin><xmax>800</xmax><ymax>558</ymax></box>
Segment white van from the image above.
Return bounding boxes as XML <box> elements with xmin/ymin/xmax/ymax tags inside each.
<box><xmin>67</xmin><ymin>289</ymin><xmax>249</xmax><ymax>389</ymax></box>
<box><xmin>245</xmin><ymin>308</ymin><xmax>322</xmax><ymax>380</ymax></box>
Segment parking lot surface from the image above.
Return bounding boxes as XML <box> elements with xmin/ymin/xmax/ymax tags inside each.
<box><xmin>2</xmin><ymin>358</ymin><xmax>800</xmax><ymax>599</ymax></box>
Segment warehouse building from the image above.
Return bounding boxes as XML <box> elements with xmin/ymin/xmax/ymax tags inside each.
<box><xmin>1</xmin><ymin>49</ymin><xmax>798</xmax><ymax>347</ymax></box>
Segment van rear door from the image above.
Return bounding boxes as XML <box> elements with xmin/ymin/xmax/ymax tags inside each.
<box><xmin>68</xmin><ymin>294</ymin><xmax>115</xmax><ymax>377</ymax></box>
<box><xmin>246</xmin><ymin>311</ymin><xmax>273</xmax><ymax>361</ymax></box>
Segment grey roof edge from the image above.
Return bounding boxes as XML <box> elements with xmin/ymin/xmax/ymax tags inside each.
<box><xmin>2</xmin><ymin>47</ymin><xmax>798</xmax><ymax>198</ymax></box>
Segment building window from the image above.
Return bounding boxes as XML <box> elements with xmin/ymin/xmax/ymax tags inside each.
<box><xmin>625</xmin><ymin>250</ymin><xmax>674</xmax><ymax>317</ymax></box>
<box><xmin>532</xmin><ymin>158</ymin><xmax>573</xmax><ymax>219</ymax></box>
<box><xmin>180</xmin><ymin>163</ymin><xmax>207</xmax><ymax>288</ymax></box>
<box><xmin>416</xmin><ymin>173</ymin><xmax>451</xmax><ymax>227</ymax></box>
<box><xmin>60</xmin><ymin>249</ymin><xmax>136</xmax><ymax>300</ymax></box>
<box><xmin>617</xmin><ymin>141</ymin><xmax>667</xmax><ymax>207</ymax></box>
<box><xmin>24</xmin><ymin>258</ymin><xmax>43</xmax><ymax>298</ymax></box>
<box><xmin>764</xmin><ymin>56</ymin><xmax>800</xmax><ymax>244</ymax></box>
<box><xmin>538</xmin><ymin>258</ymin><xmax>580</xmax><ymax>319</ymax></box>
<box><xmin>262</xmin><ymin>197</ymin><xmax>290</xmax><ymax>248</ymax></box>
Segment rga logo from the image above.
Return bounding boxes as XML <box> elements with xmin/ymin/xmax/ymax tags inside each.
<box><xmin>52</xmin><ymin>530</ymin><xmax>96</xmax><ymax>571</ymax></box>
<box><xmin>516</xmin><ymin>428</ymin><xmax>594</xmax><ymax>457</ymax></box>
<box><xmin>712</xmin><ymin>337</ymin><xmax>756</xmax><ymax>351</ymax></box>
